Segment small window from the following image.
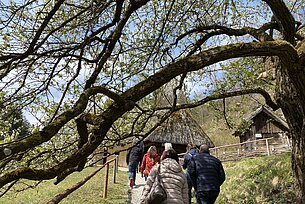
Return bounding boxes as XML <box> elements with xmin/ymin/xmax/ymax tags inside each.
<box><xmin>255</xmin><ymin>133</ymin><xmax>262</xmax><ymax>139</ymax></box>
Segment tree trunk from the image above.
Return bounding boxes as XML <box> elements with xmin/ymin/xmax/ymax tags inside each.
<box><xmin>281</xmin><ymin>106</ymin><xmax>305</xmax><ymax>204</ymax></box>
<box><xmin>276</xmin><ymin>59</ymin><xmax>305</xmax><ymax>203</ymax></box>
<box><xmin>292</xmin><ymin>134</ymin><xmax>305</xmax><ymax>203</ymax></box>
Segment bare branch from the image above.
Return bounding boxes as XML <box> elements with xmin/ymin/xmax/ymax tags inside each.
<box><xmin>158</xmin><ymin>88</ymin><xmax>279</xmax><ymax>111</ymax></box>
<box><xmin>263</xmin><ymin>0</ymin><xmax>296</xmax><ymax>44</ymax></box>
<box><xmin>84</xmin><ymin>0</ymin><xmax>150</xmax><ymax>89</ymax></box>
<box><xmin>174</xmin><ymin>23</ymin><xmax>275</xmax><ymax>47</ymax></box>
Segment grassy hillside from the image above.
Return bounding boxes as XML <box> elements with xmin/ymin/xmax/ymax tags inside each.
<box><xmin>217</xmin><ymin>152</ymin><xmax>295</xmax><ymax>204</ymax></box>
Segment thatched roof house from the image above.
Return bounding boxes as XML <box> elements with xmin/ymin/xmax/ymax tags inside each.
<box><xmin>144</xmin><ymin>111</ymin><xmax>214</xmax><ymax>154</ymax></box>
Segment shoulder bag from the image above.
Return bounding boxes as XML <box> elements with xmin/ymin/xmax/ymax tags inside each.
<box><xmin>145</xmin><ymin>165</ymin><xmax>167</xmax><ymax>204</ymax></box>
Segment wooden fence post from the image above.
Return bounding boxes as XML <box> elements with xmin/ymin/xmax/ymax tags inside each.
<box><xmin>103</xmin><ymin>163</ymin><xmax>109</xmax><ymax>198</ymax></box>
<box><xmin>286</xmin><ymin>135</ymin><xmax>291</xmax><ymax>149</ymax></box>
<box><xmin>113</xmin><ymin>155</ymin><xmax>118</xmax><ymax>183</ymax></box>
<box><xmin>116</xmin><ymin>154</ymin><xmax>119</xmax><ymax>173</ymax></box>
<box><xmin>266</xmin><ymin>138</ymin><xmax>270</xmax><ymax>156</ymax></box>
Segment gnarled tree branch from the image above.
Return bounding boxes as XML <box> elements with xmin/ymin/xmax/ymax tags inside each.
<box><xmin>263</xmin><ymin>0</ymin><xmax>296</xmax><ymax>45</ymax></box>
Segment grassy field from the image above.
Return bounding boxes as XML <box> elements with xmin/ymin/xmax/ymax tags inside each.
<box><xmin>0</xmin><ymin>167</ymin><xmax>129</xmax><ymax>204</ymax></box>
<box><xmin>217</xmin><ymin>152</ymin><xmax>295</xmax><ymax>204</ymax></box>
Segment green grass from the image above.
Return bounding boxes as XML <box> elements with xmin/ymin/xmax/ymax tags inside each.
<box><xmin>0</xmin><ymin>167</ymin><xmax>129</xmax><ymax>204</ymax></box>
<box><xmin>216</xmin><ymin>153</ymin><xmax>295</xmax><ymax>204</ymax></box>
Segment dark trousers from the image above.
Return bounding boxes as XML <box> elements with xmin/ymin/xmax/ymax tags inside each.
<box><xmin>186</xmin><ymin>173</ymin><xmax>193</xmax><ymax>204</ymax></box>
<box><xmin>196</xmin><ymin>191</ymin><xmax>220</xmax><ymax>204</ymax></box>
<box><xmin>188</xmin><ymin>187</ymin><xmax>192</xmax><ymax>204</ymax></box>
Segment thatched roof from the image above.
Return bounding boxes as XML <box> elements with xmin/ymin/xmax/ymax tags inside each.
<box><xmin>145</xmin><ymin>111</ymin><xmax>214</xmax><ymax>147</ymax></box>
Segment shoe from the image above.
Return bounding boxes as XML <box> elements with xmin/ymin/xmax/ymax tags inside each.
<box><xmin>129</xmin><ymin>179</ymin><xmax>134</xmax><ymax>188</ymax></box>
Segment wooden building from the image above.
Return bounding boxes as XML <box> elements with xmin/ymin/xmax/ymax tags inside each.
<box><xmin>144</xmin><ymin>110</ymin><xmax>214</xmax><ymax>155</ymax></box>
<box><xmin>233</xmin><ymin>106</ymin><xmax>290</xmax><ymax>151</ymax></box>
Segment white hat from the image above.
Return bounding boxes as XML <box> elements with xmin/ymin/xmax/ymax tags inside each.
<box><xmin>164</xmin><ymin>143</ymin><xmax>173</xmax><ymax>151</ymax></box>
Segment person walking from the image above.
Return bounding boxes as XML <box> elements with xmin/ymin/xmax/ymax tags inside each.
<box><xmin>140</xmin><ymin>149</ymin><xmax>189</xmax><ymax>204</ymax></box>
<box><xmin>126</xmin><ymin>137</ymin><xmax>144</xmax><ymax>188</ymax></box>
<box><xmin>182</xmin><ymin>143</ymin><xmax>199</xmax><ymax>204</ymax></box>
<box><xmin>140</xmin><ymin>145</ymin><xmax>160</xmax><ymax>181</ymax></box>
<box><xmin>188</xmin><ymin>144</ymin><xmax>225</xmax><ymax>204</ymax></box>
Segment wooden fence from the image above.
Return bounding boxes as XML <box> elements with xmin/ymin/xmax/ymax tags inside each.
<box><xmin>47</xmin><ymin>155</ymin><xmax>119</xmax><ymax>204</ymax></box>
<box><xmin>178</xmin><ymin>137</ymin><xmax>291</xmax><ymax>162</ymax></box>
<box><xmin>209</xmin><ymin>137</ymin><xmax>291</xmax><ymax>162</ymax></box>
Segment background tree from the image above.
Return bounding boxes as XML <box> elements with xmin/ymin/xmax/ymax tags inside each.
<box><xmin>1</xmin><ymin>0</ymin><xmax>305</xmax><ymax>202</ymax></box>
<box><xmin>0</xmin><ymin>92</ymin><xmax>30</xmax><ymax>141</ymax></box>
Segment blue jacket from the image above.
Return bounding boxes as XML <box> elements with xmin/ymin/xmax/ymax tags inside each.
<box><xmin>182</xmin><ymin>148</ymin><xmax>199</xmax><ymax>171</ymax></box>
<box><xmin>188</xmin><ymin>152</ymin><xmax>225</xmax><ymax>192</ymax></box>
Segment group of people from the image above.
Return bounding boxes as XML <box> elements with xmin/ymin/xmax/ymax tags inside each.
<box><xmin>126</xmin><ymin>138</ymin><xmax>226</xmax><ymax>204</ymax></box>
<box><xmin>126</xmin><ymin>138</ymin><xmax>161</xmax><ymax>188</ymax></box>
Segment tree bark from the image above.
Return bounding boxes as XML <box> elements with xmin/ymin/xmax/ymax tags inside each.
<box><xmin>281</xmin><ymin>105</ymin><xmax>305</xmax><ymax>203</ymax></box>
<box><xmin>275</xmin><ymin>58</ymin><xmax>305</xmax><ymax>203</ymax></box>
<box><xmin>293</xmin><ymin>135</ymin><xmax>305</xmax><ymax>203</ymax></box>
<box><xmin>281</xmin><ymin>106</ymin><xmax>305</xmax><ymax>204</ymax></box>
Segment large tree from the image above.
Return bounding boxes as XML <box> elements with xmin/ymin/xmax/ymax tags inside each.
<box><xmin>1</xmin><ymin>0</ymin><xmax>305</xmax><ymax>202</ymax></box>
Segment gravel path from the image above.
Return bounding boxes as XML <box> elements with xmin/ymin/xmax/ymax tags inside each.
<box><xmin>130</xmin><ymin>172</ymin><xmax>146</xmax><ymax>203</ymax></box>
<box><xmin>119</xmin><ymin>167</ymin><xmax>145</xmax><ymax>204</ymax></box>
<box><xmin>122</xmin><ymin>168</ymin><xmax>195</xmax><ymax>203</ymax></box>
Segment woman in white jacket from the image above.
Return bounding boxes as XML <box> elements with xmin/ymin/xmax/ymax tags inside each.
<box><xmin>140</xmin><ymin>149</ymin><xmax>189</xmax><ymax>204</ymax></box>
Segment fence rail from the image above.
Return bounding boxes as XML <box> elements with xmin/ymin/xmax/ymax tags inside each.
<box><xmin>210</xmin><ymin>137</ymin><xmax>291</xmax><ymax>161</ymax></box>
<box><xmin>47</xmin><ymin>155</ymin><xmax>119</xmax><ymax>204</ymax></box>
<box><xmin>179</xmin><ymin>137</ymin><xmax>291</xmax><ymax>162</ymax></box>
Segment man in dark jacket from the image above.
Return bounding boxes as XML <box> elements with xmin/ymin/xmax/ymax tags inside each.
<box><xmin>126</xmin><ymin>137</ymin><xmax>144</xmax><ymax>188</ymax></box>
<box><xmin>188</xmin><ymin>144</ymin><xmax>225</xmax><ymax>204</ymax></box>
<box><xmin>182</xmin><ymin>144</ymin><xmax>199</xmax><ymax>204</ymax></box>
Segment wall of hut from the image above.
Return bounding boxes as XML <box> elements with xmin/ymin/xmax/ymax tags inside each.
<box><xmin>240</xmin><ymin>113</ymin><xmax>289</xmax><ymax>151</ymax></box>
